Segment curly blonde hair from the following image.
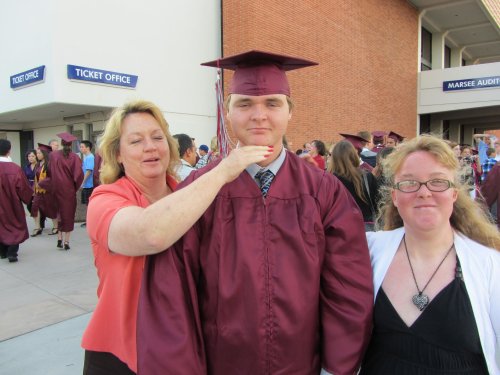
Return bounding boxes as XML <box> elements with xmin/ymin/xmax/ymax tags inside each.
<box><xmin>99</xmin><ymin>99</ymin><xmax>179</xmax><ymax>184</ymax></box>
<box><xmin>377</xmin><ymin>134</ymin><xmax>500</xmax><ymax>250</ymax></box>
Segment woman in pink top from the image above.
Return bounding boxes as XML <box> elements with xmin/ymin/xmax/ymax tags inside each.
<box><xmin>81</xmin><ymin>99</ymin><xmax>272</xmax><ymax>375</ymax></box>
<box><xmin>309</xmin><ymin>139</ymin><xmax>326</xmax><ymax>170</ymax></box>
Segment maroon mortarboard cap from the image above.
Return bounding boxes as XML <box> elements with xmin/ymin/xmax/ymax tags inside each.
<box><xmin>201</xmin><ymin>50</ymin><xmax>318</xmax><ymax>96</ymax></box>
<box><xmin>57</xmin><ymin>132</ymin><xmax>77</xmax><ymax>144</ymax></box>
<box><xmin>37</xmin><ymin>143</ymin><xmax>52</xmax><ymax>153</ymax></box>
<box><xmin>340</xmin><ymin>133</ymin><xmax>366</xmax><ymax>152</ymax></box>
<box><xmin>371</xmin><ymin>130</ymin><xmax>387</xmax><ymax>143</ymax></box>
<box><xmin>388</xmin><ymin>131</ymin><xmax>404</xmax><ymax>142</ymax></box>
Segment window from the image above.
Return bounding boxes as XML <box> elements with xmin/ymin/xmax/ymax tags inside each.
<box><xmin>444</xmin><ymin>46</ymin><xmax>451</xmax><ymax>68</ymax></box>
<box><xmin>443</xmin><ymin>120</ymin><xmax>450</xmax><ymax>140</ymax></box>
<box><xmin>420</xmin><ymin>115</ymin><xmax>431</xmax><ymax>134</ymax></box>
<box><xmin>421</xmin><ymin>27</ymin><xmax>432</xmax><ymax>71</ymax></box>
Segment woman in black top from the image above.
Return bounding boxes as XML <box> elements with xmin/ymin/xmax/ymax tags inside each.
<box><xmin>328</xmin><ymin>140</ymin><xmax>379</xmax><ymax>231</ymax></box>
<box><xmin>361</xmin><ymin>135</ymin><xmax>499</xmax><ymax>374</ymax></box>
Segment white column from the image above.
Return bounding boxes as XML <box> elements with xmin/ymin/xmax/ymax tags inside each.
<box><xmin>432</xmin><ymin>32</ymin><xmax>445</xmax><ymax>70</ymax></box>
<box><xmin>449</xmin><ymin>120</ymin><xmax>461</xmax><ymax>142</ymax></box>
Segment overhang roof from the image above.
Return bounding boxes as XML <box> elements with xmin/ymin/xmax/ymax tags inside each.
<box><xmin>409</xmin><ymin>0</ymin><xmax>500</xmax><ymax>64</ymax></box>
<box><xmin>0</xmin><ymin>103</ymin><xmax>110</xmax><ymax>127</ymax></box>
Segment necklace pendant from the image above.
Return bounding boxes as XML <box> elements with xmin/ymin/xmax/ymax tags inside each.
<box><xmin>412</xmin><ymin>293</ymin><xmax>429</xmax><ymax>311</ymax></box>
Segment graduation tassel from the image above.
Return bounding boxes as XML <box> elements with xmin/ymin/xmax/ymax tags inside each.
<box><xmin>215</xmin><ymin>68</ymin><xmax>234</xmax><ymax>157</ymax></box>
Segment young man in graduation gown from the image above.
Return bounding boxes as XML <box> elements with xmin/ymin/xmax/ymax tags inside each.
<box><xmin>385</xmin><ymin>131</ymin><xmax>405</xmax><ymax>148</ymax></box>
<box><xmin>370</xmin><ymin>131</ymin><xmax>386</xmax><ymax>153</ymax></box>
<box><xmin>0</xmin><ymin>139</ymin><xmax>33</xmax><ymax>262</ymax></box>
<box><xmin>138</xmin><ymin>51</ymin><xmax>374</xmax><ymax>375</ymax></box>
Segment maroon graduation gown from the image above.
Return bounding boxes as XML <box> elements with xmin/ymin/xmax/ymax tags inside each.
<box><xmin>48</xmin><ymin>151</ymin><xmax>84</xmax><ymax>232</ymax></box>
<box><xmin>31</xmin><ymin>164</ymin><xmax>58</xmax><ymax>219</ymax></box>
<box><xmin>481</xmin><ymin>162</ymin><xmax>500</xmax><ymax>228</ymax></box>
<box><xmin>0</xmin><ymin>161</ymin><xmax>33</xmax><ymax>245</ymax></box>
<box><xmin>138</xmin><ymin>152</ymin><xmax>374</xmax><ymax>375</ymax></box>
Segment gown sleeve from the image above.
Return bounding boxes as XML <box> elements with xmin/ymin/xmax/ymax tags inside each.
<box><xmin>319</xmin><ymin>175</ymin><xmax>374</xmax><ymax>375</ymax></box>
<box><xmin>17</xmin><ymin>167</ymin><xmax>34</xmax><ymax>204</ymax></box>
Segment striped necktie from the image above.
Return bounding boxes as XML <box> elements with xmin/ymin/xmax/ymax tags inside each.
<box><xmin>255</xmin><ymin>169</ymin><xmax>275</xmax><ymax>197</ymax></box>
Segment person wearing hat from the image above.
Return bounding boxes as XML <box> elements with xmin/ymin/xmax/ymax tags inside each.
<box><xmin>47</xmin><ymin>132</ymin><xmax>84</xmax><ymax>250</ymax></box>
<box><xmin>371</xmin><ymin>131</ymin><xmax>387</xmax><ymax>154</ymax></box>
<box><xmin>386</xmin><ymin>131</ymin><xmax>405</xmax><ymax>148</ymax></box>
<box><xmin>195</xmin><ymin>144</ymin><xmax>210</xmax><ymax>169</ymax></box>
<box><xmin>0</xmin><ymin>139</ymin><xmax>33</xmax><ymax>262</ymax></box>
<box><xmin>340</xmin><ymin>133</ymin><xmax>375</xmax><ymax>172</ymax></box>
<box><xmin>31</xmin><ymin>143</ymin><xmax>59</xmax><ymax>237</ymax></box>
<box><xmin>357</xmin><ymin>131</ymin><xmax>377</xmax><ymax>168</ymax></box>
<box><xmin>138</xmin><ymin>51</ymin><xmax>373</xmax><ymax>375</ymax></box>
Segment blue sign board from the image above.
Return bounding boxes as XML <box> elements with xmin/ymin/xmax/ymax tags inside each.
<box><xmin>67</xmin><ymin>65</ymin><xmax>138</xmax><ymax>88</ymax></box>
<box><xmin>443</xmin><ymin>76</ymin><xmax>500</xmax><ymax>91</ymax></box>
<box><xmin>10</xmin><ymin>66</ymin><xmax>46</xmax><ymax>89</ymax></box>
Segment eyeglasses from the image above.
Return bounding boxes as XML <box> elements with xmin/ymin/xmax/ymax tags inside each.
<box><xmin>393</xmin><ymin>179</ymin><xmax>455</xmax><ymax>193</ymax></box>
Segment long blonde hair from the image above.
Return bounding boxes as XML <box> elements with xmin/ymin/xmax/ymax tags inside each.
<box><xmin>99</xmin><ymin>99</ymin><xmax>179</xmax><ymax>184</ymax></box>
<box><xmin>328</xmin><ymin>140</ymin><xmax>367</xmax><ymax>203</ymax></box>
<box><xmin>378</xmin><ymin>134</ymin><xmax>500</xmax><ymax>250</ymax></box>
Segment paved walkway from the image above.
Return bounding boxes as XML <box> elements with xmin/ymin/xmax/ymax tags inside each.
<box><xmin>0</xmin><ymin>217</ymin><xmax>98</xmax><ymax>375</ymax></box>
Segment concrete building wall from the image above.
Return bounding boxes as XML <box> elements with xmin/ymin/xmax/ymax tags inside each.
<box><xmin>419</xmin><ymin>62</ymin><xmax>500</xmax><ymax>114</ymax></box>
<box><xmin>222</xmin><ymin>0</ymin><xmax>419</xmax><ymax>149</ymax></box>
<box><xmin>1</xmin><ymin>0</ymin><xmax>56</xmax><ymax>113</ymax></box>
<box><xmin>1</xmin><ymin>0</ymin><xmax>222</xmax><ymax>156</ymax></box>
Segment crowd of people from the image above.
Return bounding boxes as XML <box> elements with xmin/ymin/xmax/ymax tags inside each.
<box><xmin>0</xmin><ymin>49</ymin><xmax>498</xmax><ymax>374</ymax></box>
<box><xmin>1</xmin><ymin>132</ymin><xmax>94</xmax><ymax>261</ymax></box>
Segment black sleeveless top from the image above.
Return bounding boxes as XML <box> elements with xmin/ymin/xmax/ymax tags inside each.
<box><xmin>360</xmin><ymin>257</ymin><xmax>488</xmax><ymax>374</ymax></box>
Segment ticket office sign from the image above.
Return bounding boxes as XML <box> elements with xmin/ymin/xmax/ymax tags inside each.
<box><xmin>10</xmin><ymin>66</ymin><xmax>46</xmax><ymax>89</ymax></box>
<box><xmin>67</xmin><ymin>64</ymin><xmax>138</xmax><ymax>88</ymax></box>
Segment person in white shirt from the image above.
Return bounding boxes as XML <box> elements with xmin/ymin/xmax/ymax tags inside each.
<box><xmin>173</xmin><ymin>133</ymin><xmax>196</xmax><ymax>181</ymax></box>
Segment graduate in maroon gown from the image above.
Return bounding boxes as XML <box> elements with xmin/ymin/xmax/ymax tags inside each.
<box><xmin>370</xmin><ymin>131</ymin><xmax>386</xmax><ymax>154</ymax></box>
<box><xmin>385</xmin><ymin>131</ymin><xmax>405</xmax><ymax>148</ymax></box>
<box><xmin>138</xmin><ymin>51</ymin><xmax>374</xmax><ymax>375</ymax></box>
<box><xmin>31</xmin><ymin>143</ymin><xmax>59</xmax><ymax>236</ymax></box>
<box><xmin>47</xmin><ymin>132</ymin><xmax>84</xmax><ymax>250</ymax></box>
<box><xmin>340</xmin><ymin>133</ymin><xmax>375</xmax><ymax>173</ymax></box>
<box><xmin>0</xmin><ymin>139</ymin><xmax>33</xmax><ymax>262</ymax></box>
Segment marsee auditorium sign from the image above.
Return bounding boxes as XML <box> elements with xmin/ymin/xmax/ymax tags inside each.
<box><xmin>443</xmin><ymin>76</ymin><xmax>500</xmax><ymax>91</ymax></box>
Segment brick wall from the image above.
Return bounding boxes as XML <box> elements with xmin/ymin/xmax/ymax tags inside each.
<box><xmin>222</xmin><ymin>0</ymin><xmax>418</xmax><ymax>150</ymax></box>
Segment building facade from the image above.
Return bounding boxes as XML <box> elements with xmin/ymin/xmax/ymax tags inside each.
<box><xmin>0</xmin><ymin>0</ymin><xmax>222</xmax><ymax>164</ymax></box>
<box><xmin>1</xmin><ymin>0</ymin><xmax>499</xmax><ymax>164</ymax></box>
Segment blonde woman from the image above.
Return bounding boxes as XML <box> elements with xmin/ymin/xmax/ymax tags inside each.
<box><xmin>361</xmin><ymin>135</ymin><xmax>500</xmax><ymax>374</ymax></box>
<box><xmin>81</xmin><ymin>99</ymin><xmax>271</xmax><ymax>375</ymax></box>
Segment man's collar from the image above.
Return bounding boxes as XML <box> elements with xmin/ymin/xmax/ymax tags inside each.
<box><xmin>246</xmin><ymin>146</ymin><xmax>286</xmax><ymax>178</ymax></box>
<box><xmin>181</xmin><ymin>158</ymin><xmax>195</xmax><ymax>168</ymax></box>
